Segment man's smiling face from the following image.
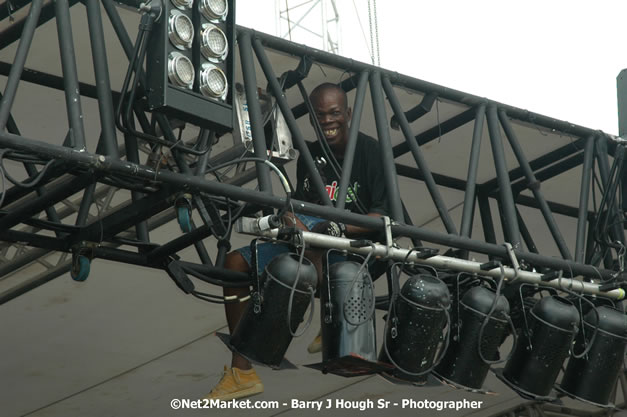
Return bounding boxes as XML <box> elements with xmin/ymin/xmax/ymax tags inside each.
<box><xmin>310</xmin><ymin>86</ymin><xmax>352</xmax><ymax>157</ymax></box>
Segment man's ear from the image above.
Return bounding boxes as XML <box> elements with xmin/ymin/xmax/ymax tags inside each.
<box><xmin>346</xmin><ymin>107</ymin><xmax>352</xmax><ymax>121</ymax></box>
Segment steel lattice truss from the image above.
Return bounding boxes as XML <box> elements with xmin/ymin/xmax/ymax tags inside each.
<box><xmin>0</xmin><ymin>1</ymin><xmax>626</xmax><ymax>415</ymax></box>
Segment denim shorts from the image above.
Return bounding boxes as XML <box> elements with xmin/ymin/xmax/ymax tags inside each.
<box><xmin>237</xmin><ymin>214</ymin><xmax>347</xmax><ymax>276</ymax></box>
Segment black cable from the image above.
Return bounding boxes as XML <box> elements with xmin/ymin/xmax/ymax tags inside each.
<box><xmin>476</xmin><ymin>263</ymin><xmax>517</xmax><ymax>365</ymax></box>
<box><xmin>0</xmin><ymin>149</ymin><xmax>54</xmax><ymax>188</ymax></box>
<box><xmin>113</xmin><ymin>12</ymin><xmax>210</xmax><ymax>155</ymax></box>
<box><xmin>286</xmin><ymin>230</ymin><xmax>315</xmax><ymax>337</ymax></box>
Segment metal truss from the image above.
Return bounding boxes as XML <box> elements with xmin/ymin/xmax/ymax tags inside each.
<box><xmin>0</xmin><ymin>0</ymin><xmax>625</xmax><ymax>294</ymax></box>
<box><xmin>0</xmin><ymin>1</ymin><xmax>626</xmax><ymax>414</ymax></box>
<box><xmin>276</xmin><ymin>0</ymin><xmax>341</xmax><ymax>54</ymax></box>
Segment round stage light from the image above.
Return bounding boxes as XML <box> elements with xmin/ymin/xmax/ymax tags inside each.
<box><xmin>167</xmin><ymin>52</ymin><xmax>195</xmax><ymax>89</ymax></box>
<box><xmin>199</xmin><ymin>64</ymin><xmax>228</xmax><ymax>99</ymax></box>
<box><xmin>200</xmin><ymin>24</ymin><xmax>228</xmax><ymax>62</ymax></box>
<box><xmin>199</xmin><ymin>0</ymin><xmax>228</xmax><ymax>21</ymax></box>
<box><xmin>171</xmin><ymin>0</ymin><xmax>193</xmax><ymax>9</ymax></box>
<box><xmin>168</xmin><ymin>10</ymin><xmax>194</xmax><ymax>50</ymax></box>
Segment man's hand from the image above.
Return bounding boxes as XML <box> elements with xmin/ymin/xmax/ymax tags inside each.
<box><xmin>310</xmin><ymin>220</ymin><xmax>346</xmax><ymax>237</ymax></box>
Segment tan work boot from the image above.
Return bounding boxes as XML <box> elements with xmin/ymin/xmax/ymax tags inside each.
<box><xmin>307</xmin><ymin>329</ymin><xmax>322</xmax><ymax>353</ymax></box>
<box><xmin>206</xmin><ymin>366</ymin><xmax>264</xmax><ymax>401</ymax></box>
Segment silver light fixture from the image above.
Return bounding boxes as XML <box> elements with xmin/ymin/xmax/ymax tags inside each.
<box><xmin>200</xmin><ymin>23</ymin><xmax>228</xmax><ymax>62</ymax></box>
<box><xmin>168</xmin><ymin>10</ymin><xmax>194</xmax><ymax>50</ymax></box>
<box><xmin>199</xmin><ymin>63</ymin><xmax>228</xmax><ymax>99</ymax></box>
<box><xmin>170</xmin><ymin>0</ymin><xmax>193</xmax><ymax>10</ymax></box>
<box><xmin>168</xmin><ymin>52</ymin><xmax>195</xmax><ymax>89</ymax></box>
<box><xmin>199</xmin><ymin>0</ymin><xmax>228</xmax><ymax>22</ymax></box>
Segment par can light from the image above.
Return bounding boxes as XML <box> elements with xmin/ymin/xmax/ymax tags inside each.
<box><xmin>559</xmin><ymin>305</ymin><xmax>627</xmax><ymax>407</ymax></box>
<box><xmin>199</xmin><ymin>63</ymin><xmax>228</xmax><ymax>99</ymax></box>
<box><xmin>200</xmin><ymin>23</ymin><xmax>228</xmax><ymax>62</ymax></box>
<box><xmin>434</xmin><ymin>286</ymin><xmax>510</xmax><ymax>391</ymax></box>
<box><xmin>320</xmin><ymin>258</ymin><xmax>376</xmax><ymax>364</ymax></box>
<box><xmin>167</xmin><ymin>52</ymin><xmax>195</xmax><ymax>89</ymax></box>
<box><xmin>379</xmin><ymin>273</ymin><xmax>451</xmax><ymax>385</ymax></box>
<box><xmin>168</xmin><ymin>10</ymin><xmax>194</xmax><ymax>50</ymax></box>
<box><xmin>231</xmin><ymin>252</ymin><xmax>318</xmax><ymax>368</ymax></box>
<box><xmin>501</xmin><ymin>296</ymin><xmax>579</xmax><ymax>399</ymax></box>
<box><xmin>200</xmin><ymin>0</ymin><xmax>228</xmax><ymax>21</ymax></box>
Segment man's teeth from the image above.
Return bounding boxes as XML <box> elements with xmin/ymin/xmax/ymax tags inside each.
<box><xmin>324</xmin><ymin>129</ymin><xmax>338</xmax><ymax>136</ymax></box>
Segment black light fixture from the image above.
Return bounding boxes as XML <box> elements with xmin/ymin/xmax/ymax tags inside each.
<box><xmin>379</xmin><ymin>273</ymin><xmax>451</xmax><ymax>385</ymax></box>
<box><xmin>433</xmin><ymin>286</ymin><xmax>511</xmax><ymax>391</ymax></box>
<box><xmin>558</xmin><ymin>305</ymin><xmax>627</xmax><ymax>407</ymax></box>
<box><xmin>230</xmin><ymin>251</ymin><xmax>317</xmax><ymax>368</ymax></box>
<box><xmin>318</xmin><ymin>252</ymin><xmax>378</xmax><ymax>375</ymax></box>
<box><xmin>500</xmin><ymin>296</ymin><xmax>579</xmax><ymax>400</ymax></box>
<box><xmin>147</xmin><ymin>0</ymin><xmax>235</xmax><ymax>131</ymax></box>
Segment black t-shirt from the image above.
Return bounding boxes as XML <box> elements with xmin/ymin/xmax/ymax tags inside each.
<box><xmin>294</xmin><ymin>133</ymin><xmax>389</xmax><ymax>216</ymax></box>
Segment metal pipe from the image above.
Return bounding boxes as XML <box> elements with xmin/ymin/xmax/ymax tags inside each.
<box><xmin>0</xmin><ymin>0</ymin><xmax>43</xmax><ymax>130</ymax></box>
<box><xmin>0</xmin><ymin>207</ymin><xmax>178</xmax><ymax>305</ymax></box>
<box><xmin>246</xmin><ymin>27</ymin><xmax>614</xmax><ymax>144</ymax></box>
<box><xmin>0</xmin><ymin>175</ymin><xmax>93</xmax><ymax>231</ymax></box>
<box><xmin>251</xmin><ymin>35</ymin><xmax>331</xmax><ymax>205</ymax></box>
<box><xmin>575</xmin><ymin>135</ymin><xmax>596</xmax><ymax>262</ymax></box>
<box><xmin>515</xmin><ymin>194</ymin><xmax>586</xmax><ymax>220</ymax></box>
<box><xmin>336</xmin><ymin>70</ymin><xmax>369</xmax><ymax>210</ymax></box>
<box><xmin>484</xmin><ymin>137</ymin><xmax>587</xmax><ymax>192</ymax></box>
<box><xmin>75</xmin><ymin>183</ymin><xmax>96</xmax><ymax>226</ymax></box>
<box><xmin>516</xmin><ymin>208</ymin><xmax>539</xmax><ymax>253</ymax></box>
<box><xmin>382</xmin><ymin>75</ymin><xmax>456</xmax><ymax>232</ymax></box>
<box><xmin>251</xmin><ymin>228</ymin><xmax>624</xmax><ymax>300</ymax></box>
<box><xmin>0</xmin><ymin>0</ymin><xmax>32</xmax><ymax>21</ymax></box>
<box><xmin>486</xmin><ymin>105</ymin><xmax>521</xmax><ymax>248</ymax></box>
<box><xmin>0</xmin><ymin>61</ymin><xmax>118</xmax><ymax>103</ymax></box>
<box><xmin>151</xmin><ymin>116</ymin><xmax>215</xmax><ymax>265</ymax></box>
<box><xmin>147</xmin><ymin>225</ymin><xmax>213</xmax><ymax>262</ymax></box>
<box><xmin>54</xmin><ymin>0</ymin><xmax>87</xmax><ymax>150</ymax></box>
<box><xmin>0</xmin><ymin>1</ymin><xmax>70</xmax><ymax>50</ymax></box>
<box><xmin>460</xmin><ymin>104</ymin><xmax>485</xmax><ymax>238</ymax></box>
<box><xmin>237</xmin><ymin>32</ymin><xmax>273</xmax><ymax>194</ymax></box>
<box><xmin>394</xmin><ymin>164</ymin><xmax>467</xmax><ymax>191</ymax></box>
<box><xmin>122</xmin><ymin>130</ymin><xmax>149</xmax><ymax>242</ymax></box>
<box><xmin>511</xmin><ymin>152</ymin><xmax>584</xmax><ymax>194</ymax></box>
<box><xmin>595</xmin><ymin>138</ymin><xmax>626</xmax><ymax>244</ymax></box>
<box><xmin>85</xmin><ymin>0</ymin><xmax>119</xmax><ymax>158</ymax></box>
<box><xmin>392</xmin><ymin>108</ymin><xmax>476</xmax><ymax>158</ymax></box>
<box><xmin>499</xmin><ymin>109</ymin><xmax>571</xmax><ymax>259</ymax></box>
<box><xmin>0</xmin><ymin>129</ymin><xmax>617</xmax><ymax>281</ymax></box>
<box><xmin>389</xmin><ymin>92</ymin><xmax>437</xmax><ymax>130</ymax></box>
<box><xmin>478</xmin><ymin>193</ymin><xmax>497</xmax><ymax>246</ymax></box>
<box><xmin>102</xmin><ymin>0</ymin><xmax>144</xmax><ymax>82</ymax></box>
<box><xmin>369</xmin><ymin>71</ymin><xmax>404</xmax><ymax>221</ymax></box>
<box><xmin>3</xmin><ymin>110</ymin><xmax>62</xmax><ymax>226</ymax></box>
<box><xmin>0</xmin><ymin>248</ymin><xmax>50</xmax><ymax>279</ymax></box>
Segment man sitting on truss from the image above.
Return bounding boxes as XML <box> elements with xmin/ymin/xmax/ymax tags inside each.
<box><xmin>207</xmin><ymin>82</ymin><xmax>390</xmax><ymax>401</ymax></box>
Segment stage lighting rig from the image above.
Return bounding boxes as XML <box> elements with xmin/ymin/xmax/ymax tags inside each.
<box><xmin>146</xmin><ymin>0</ymin><xmax>235</xmax><ymax>132</ymax></box>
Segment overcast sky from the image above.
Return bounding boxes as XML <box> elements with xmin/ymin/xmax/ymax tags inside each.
<box><xmin>236</xmin><ymin>0</ymin><xmax>627</xmax><ymax>135</ymax></box>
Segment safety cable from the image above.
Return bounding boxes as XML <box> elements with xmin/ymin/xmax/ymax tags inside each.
<box><xmin>476</xmin><ymin>262</ymin><xmax>518</xmax><ymax>365</ymax></box>
<box><xmin>286</xmin><ymin>230</ymin><xmax>316</xmax><ymax>337</ymax></box>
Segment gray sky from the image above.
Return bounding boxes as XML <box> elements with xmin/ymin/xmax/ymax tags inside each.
<box><xmin>236</xmin><ymin>0</ymin><xmax>627</xmax><ymax>135</ymax></box>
